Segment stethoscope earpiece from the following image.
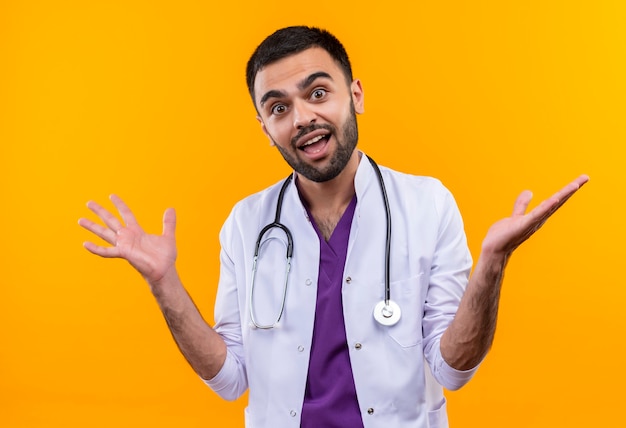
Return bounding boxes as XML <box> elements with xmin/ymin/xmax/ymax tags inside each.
<box><xmin>373</xmin><ymin>300</ymin><xmax>401</xmax><ymax>326</ymax></box>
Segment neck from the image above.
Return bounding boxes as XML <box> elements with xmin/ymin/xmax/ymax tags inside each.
<box><xmin>297</xmin><ymin>151</ymin><xmax>360</xmax><ymax>241</ymax></box>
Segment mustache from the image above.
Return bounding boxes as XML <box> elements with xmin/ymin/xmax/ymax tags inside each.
<box><xmin>291</xmin><ymin>124</ymin><xmax>335</xmax><ymax>147</ymax></box>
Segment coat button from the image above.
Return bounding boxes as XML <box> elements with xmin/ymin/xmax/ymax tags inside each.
<box><xmin>298</xmin><ymin>345</ymin><xmax>305</xmax><ymax>352</ymax></box>
<box><xmin>290</xmin><ymin>410</ymin><xmax>297</xmax><ymax>417</ymax></box>
<box><xmin>367</xmin><ymin>408</ymin><xmax>374</xmax><ymax>415</ymax></box>
<box><xmin>345</xmin><ymin>276</ymin><xmax>352</xmax><ymax>284</ymax></box>
<box><xmin>305</xmin><ymin>278</ymin><xmax>312</xmax><ymax>286</ymax></box>
<box><xmin>355</xmin><ymin>343</ymin><xmax>362</xmax><ymax>350</ymax></box>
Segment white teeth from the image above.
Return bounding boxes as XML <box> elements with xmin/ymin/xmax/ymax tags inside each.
<box><xmin>302</xmin><ymin>134</ymin><xmax>325</xmax><ymax>146</ymax></box>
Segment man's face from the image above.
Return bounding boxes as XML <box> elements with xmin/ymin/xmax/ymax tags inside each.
<box><xmin>254</xmin><ymin>47</ymin><xmax>364</xmax><ymax>183</ymax></box>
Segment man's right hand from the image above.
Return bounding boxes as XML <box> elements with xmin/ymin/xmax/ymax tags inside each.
<box><xmin>79</xmin><ymin>195</ymin><xmax>227</xmax><ymax>380</ymax></box>
<box><xmin>78</xmin><ymin>194</ymin><xmax>178</xmax><ymax>287</ymax></box>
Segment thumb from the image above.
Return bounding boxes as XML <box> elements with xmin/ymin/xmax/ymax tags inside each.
<box><xmin>162</xmin><ymin>208</ymin><xmax>177</xmax><ymax>238</ymax></box>
<box><xmin>512</xmin><ymin>190</ymin><xmax>533</xmax><ymax>216</ymax></box>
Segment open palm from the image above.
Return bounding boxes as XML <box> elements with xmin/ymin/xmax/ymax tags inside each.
<box><xmin>482</xmin><ymin>175</ymin><xmax>589</xmax><ymax>257</ymax></box>
<box><xmin>79</xmin><ymin>195</ymin><xmax>177</xmax><ymax>284</ymax></box>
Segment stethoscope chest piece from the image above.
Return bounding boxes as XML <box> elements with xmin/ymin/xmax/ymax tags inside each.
<box><xmin>373</xmin><ymin>300</ymin><xmax>401</xmax><ymax>326</ymax></box>
<box><xmin>251</xmin><ymin>156</ymin><xmax>403</xmax><ymax>330</ymax></box>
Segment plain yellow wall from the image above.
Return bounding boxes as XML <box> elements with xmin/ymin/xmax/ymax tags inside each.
<box><xmin>1</xmin><ymin>0</ymin><xmax>624</xmax><ymax>426</ymax></box>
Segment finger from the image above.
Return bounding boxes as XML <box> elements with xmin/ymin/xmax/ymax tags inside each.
<box><xmin>525</xmin><ymin>175</ymin><xmax>589</xmax><ymax>223</ymax></box>
<box><xmin>541</xmin><ymin>174</ymin><xmax>588</xmax><ymax>208</ymax></box>
<box><xmin>536</xmin><ymin>175</ymin><xmax>589</xmax><ymax>214</ymax></box>
<box><xmin>162</xmin><ymin>208</ymin><xmax>176</xmax><ymax>238</ymax></box>
<box><xmin>574</xmin><ymin>174</ymin><xmax>590</xmax><ymax>187</ymax></box>
<box><xmin>512</xmin><ymin>190</ymin><xmax>533</xmax><ymax>216</ymax></box>
<box><xmin>82</xmin><ymin>241</ymin><xmax>121</xmax><ymax>258</ymax></box>
<box><xmin>109</xmin><ymin>194</ymin><xmax>139</xmax><ymax>227</ymax></box>
<box><xmin>78</xmin><ymin>217</ymin><xmax>117</xmax><ymax>245</ymax></box>
<box><xmin>86</xmin><ymin>200</ymin><xmax>124</xmax><ymax>233</ymax></box>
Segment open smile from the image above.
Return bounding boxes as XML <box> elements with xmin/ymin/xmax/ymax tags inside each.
<box><xmin>299</xmin><ymin>133</ymin><xmax>330</xmax><ymax>154</ymax></box>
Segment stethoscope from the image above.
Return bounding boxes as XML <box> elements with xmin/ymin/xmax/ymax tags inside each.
<box><xmin>249</xmin><ymin>155</ymin><xmax>401</xmax><ymax>329</ymax></box>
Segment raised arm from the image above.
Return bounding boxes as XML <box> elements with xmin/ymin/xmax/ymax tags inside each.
<box><xmin>440</xmin><ymin>175</ymin><xmax>589</xmax><ymax>371</ymax></box>
<box><xmin>78</xmin><ymin>195</ymin><xmax>226</xmax><ymax>380</ymax></box>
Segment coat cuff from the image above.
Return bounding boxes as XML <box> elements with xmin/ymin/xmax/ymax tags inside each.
<box><xmin>201</xmin><ymin>353</ymin><xmax>237</xmax><ymax>394</ymax></box>
<box><xmin>437</xmin><ymin>358</ymin><xmax>480</xmax><ymax>391</ymax></box>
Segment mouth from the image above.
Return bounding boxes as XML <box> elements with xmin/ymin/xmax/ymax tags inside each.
<box><xmin>297</xmin><ymin>131</ymin><xmax>331</xmax><ymax>155</ymax></box>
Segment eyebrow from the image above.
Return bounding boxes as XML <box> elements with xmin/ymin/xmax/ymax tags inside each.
<box><xmin>259</xmin><ymin>71</ymin><xmax>334</xmax><ymax>108</ymax></box>
<box><xmin>298</xmin><ymin>71</ymin><xmax>333</xmax><ymax>91</ymax></box>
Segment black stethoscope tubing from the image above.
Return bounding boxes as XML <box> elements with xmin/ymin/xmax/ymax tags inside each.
<box><xmin>254</xmin><ymin>174</ymin><xmax>294</xmax><ymax>260</ymax></box>
<box><xmin>367</xmin><ymin>155</ymin><xmax>393</xmax><ymax>307</ymax></box>
<box><xmin>250</xmin><ymin>155</ymin><xmax>397</xmax><ymax>329</ymax></box>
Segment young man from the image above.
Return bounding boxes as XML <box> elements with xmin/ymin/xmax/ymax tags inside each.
<box><xmin>79</xmin><ymin>26</ymin><xmax>588</xmax><ymax>428</ymax></box>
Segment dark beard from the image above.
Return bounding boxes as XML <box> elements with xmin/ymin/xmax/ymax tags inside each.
<box><xmin>273</xmin><ymin>104</ymin><xmax>359</xmax><ymax>183</ymax></box>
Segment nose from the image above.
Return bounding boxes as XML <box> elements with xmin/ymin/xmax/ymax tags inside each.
<box><xmin>292</xmin><ymin>100</ymin><xmax>316</xmax><ymax>129</ymax></box>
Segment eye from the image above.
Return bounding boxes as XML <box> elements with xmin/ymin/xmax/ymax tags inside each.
<box><xmin>311</xmin><ymin>88</ymin><xmax>327</xmax><ymax>100</ymax></box>
<box><xmin>271</xmin><ymin>103</ymin><xmax>287</xmax><ymax>115</ymax></box>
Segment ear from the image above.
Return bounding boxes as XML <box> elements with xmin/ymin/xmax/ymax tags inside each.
<box><xmin>256</xmin><ymin>115</ymin><xmax>275</xmax><ymax>146</ymax></box>
<box><xmin>351</xmin><ymin>79</ymin><xmax>365</xmax><ymax>114</ymax></box>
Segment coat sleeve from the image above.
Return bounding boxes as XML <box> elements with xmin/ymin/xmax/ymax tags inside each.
<box><xmin>201</xmin><ymin>211</ymin><xmax>249</xmax><ymax>400</ymax></box>
<box><xmin>422</xmin><ymin>188</ymin><xmax>479</xmax><ymax>391</ymax></box>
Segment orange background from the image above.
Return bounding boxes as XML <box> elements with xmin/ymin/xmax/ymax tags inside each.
<box><xmin>1</xmin><ymin>1</ymin><xmax>624</xmax><ymax>426</ymax></box>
